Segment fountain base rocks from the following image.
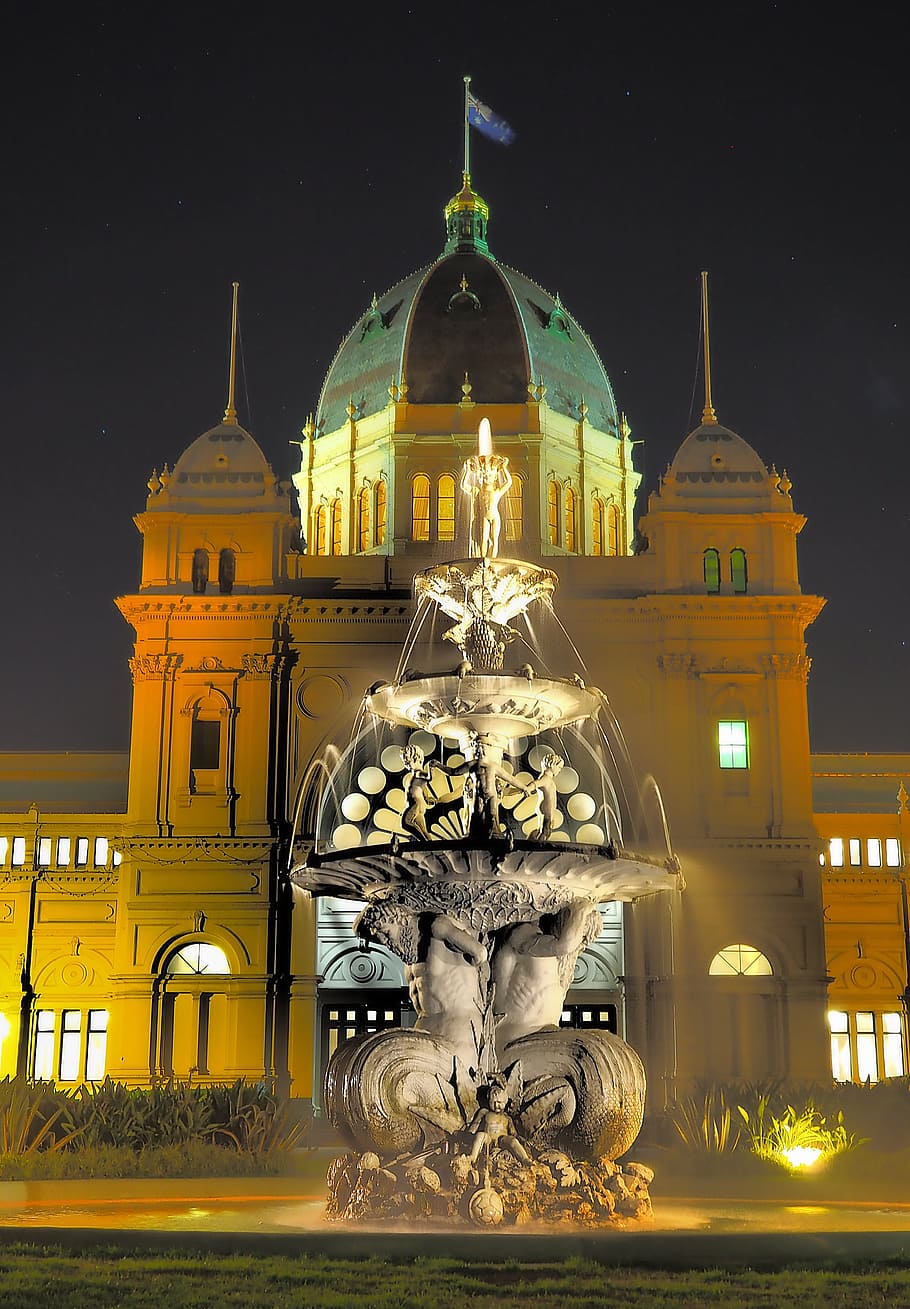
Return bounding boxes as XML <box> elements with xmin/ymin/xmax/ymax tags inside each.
<box><xmin>291</xmin><ymin>420</ymin><xmax>681</xmax><ymax>1229</ymax></box>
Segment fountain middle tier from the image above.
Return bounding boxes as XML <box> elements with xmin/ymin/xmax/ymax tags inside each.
<box><xmin>367</xmin><ymin>672</ymin><xmax>599</xmax><ymax>746</ymax></box>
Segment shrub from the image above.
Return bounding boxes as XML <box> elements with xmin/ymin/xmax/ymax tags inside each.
<box><xmin>664</xmin><ymin>1082</ymin><xmax>742</xmax><ymax>1153</ymax></box>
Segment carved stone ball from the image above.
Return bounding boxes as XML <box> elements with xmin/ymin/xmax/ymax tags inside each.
<box><xmin>468</xmin><ymin>1187</ymin><xmax>504</xmax><ymax>1227</ymax></box>
<box><xmin>358</xmin><ymin>1152</ymin><xmax>381</xmax><ymax>1172</ymax></box>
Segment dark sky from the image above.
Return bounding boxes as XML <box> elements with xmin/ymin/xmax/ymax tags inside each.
<box><xmin>2</xmin><ymin>3</ymin><xmax>907</xmax><ymax>754</ymax></box>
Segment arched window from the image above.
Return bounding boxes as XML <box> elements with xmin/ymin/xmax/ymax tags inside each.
<box><xmin>358</xmin><ymin>486</ymin><xmax>370</xmax><ymax>553</ymax></box>
<box><xmin>166</xmin><ymin>943</ymin><xmax>231</xmax><ymax>975</ymax></box>
<box><xmin>547</xmin><ymin>480</ymin><xmax>560</xmax><ymax>546</ymax></box>
<box><xmin>437</xmin><ymin>473</ymin><xmax>456</xmax><ymax>541</ymax></box>
<box><xmin>374</xmin><ymin>479</ymin><xmax>384</xmax><ymax>544</ymax></box>
<box><xmin>505</xmin><ymin>476</ymin><xmax>523</xmax><ymax>542</ymax></box>
<box><xmin>564</xmin><ymin>488</ymin><xmax>577</xmax><ymax>553</ymax></box>
<box><xmin>314</xmin><ymin>505</ymin><xmax>327</xmax><ymax>556</ymax></box>
<box><xmin>412</xmin><ymin>474</ymin><xmax>430</xmax><ymax>541</ymax></box>
<box><xmin>704</xmin><ymin>547</ymin><xmax>721</xmax><ymax>593</ymax></box>
<box><xmin>731</xmin><ymin>548</ymin><xmax>748</xmax><ymax>594</ymax></box>
<box><xmin>218</xmin><ymin>548</ymin><xmax>235</xmax><ymax>595</ymax></box>
<box><xmin>192</xmin><ymin>549</ymin><xmax>209</xmax><ymax>594</ymax></box>
<box><xmin>607</xmin><ymin>503</ymin><xmax>620</xmax><ymax>557</ymax></box>
<box><xmin>330</xmin><ymin>498</ymin><xmax>343</xmax><ymax>555</ymax></box>
<box><xmin>592</xmin><ymin>498</ymin><xmax>605</xmax><ymax>556</ymax></box>
<box><xmin>709</xmin><ymin>944</ymin><xmax>772</xmax><ymax>976</ymax></box>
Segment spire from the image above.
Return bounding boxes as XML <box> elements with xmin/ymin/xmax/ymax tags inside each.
<box><xmin>700</xmin><ymin>270</ymin><xmax>718</xmax><ymax>426</ymax></box>
<box><xmin>223</xmin><ymin>281</ymin><xmax>240</xmax><ymax>425</ymax></box>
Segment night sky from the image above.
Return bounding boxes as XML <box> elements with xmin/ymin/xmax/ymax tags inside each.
<box><xmin>2</xmin><ymin>4</ymin><xmax>907</xmax><ymax>755</ymax></box>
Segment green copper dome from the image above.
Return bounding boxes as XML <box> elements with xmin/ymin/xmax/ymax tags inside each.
<box><xmin>315</xmin><ymin>182</ymin><xmax>619</xmax><ymax>438</ymax></box>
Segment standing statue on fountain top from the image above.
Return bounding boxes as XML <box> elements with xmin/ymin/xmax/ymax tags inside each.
<box><xmin>461</xmin><ymin>418</ymin><xmax>512</xmax><ymax>559</ymax></box>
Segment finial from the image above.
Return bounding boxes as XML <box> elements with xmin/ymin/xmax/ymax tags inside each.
<box><xmin>371</xmin><ymin>291</ymin><xmax>379</xmax><ymax>310</ymax></box>
<box><xmin>223</xmin><ymin>281</ymin><xmax>240</xmax><ymax>425</ymax></box>
<box><xmin>346</xmin><ymin>397</ymin><xmax>357</xmax><ymax>422</ymax></box>
<box><xmin>619</xmin><ymin>412</ymin><xmax>632</xmax><ymax>441</ymax></box>
<box><xmin>460</xmin><ymin>273</ymin><xmax>469</xmax><ymax>293</ymax></box>
<box><xmin>579</xmin><ymin>398</ymin><xmax>588</xmax><ymax>422</ymax></box>
<box><xmin>147</xmin><ymin>469</ymin><xmax>161</xmax><ymax>496</ymax></box>
<box><xmin>536</xmin><ymin>375</ymin><xmax>547</xmax><ymax>401</ymax></box>
<box><xmin>460</xmin><ymin>371</ymin><xmax>474</xmax><ymax>407</ymax></box>
<box><xmin>302</xmin><ymin>413</ymin><xmax>315</xmax><ymax>440</ymax></box>
<box><xmin>388</xmin><ymin>377</ymin><xmax>399</xmax><ymax>403</ymax></box>
<box><xmin>398</xmin><ymin>373</ymin><xmax>409</xmax><ymax>402</ymax></box>
<box><xmin>898</xmin><ymin>781</ymin><xmax>909</xmax><ymax>814</ymax></box>
<box><xmin>700</xmin><ymin>270</ymin><xmax>718</xmax><ymax>426</ymax></box>
<box><xmin>779</xmin><ymin>468</ymin><xmax>792</xmax><ymax>495</ymax></box>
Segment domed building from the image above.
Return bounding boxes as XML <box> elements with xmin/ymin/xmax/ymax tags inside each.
<box><xmin>0</xmin><ymin>178</ymin><xmax>907</xmax><ymax>1108</ymax></box>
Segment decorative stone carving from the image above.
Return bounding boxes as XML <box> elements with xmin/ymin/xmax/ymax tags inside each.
<box><xmin>242</xmin><ymin>652</ymin><xmax>285</xmax><ymax>680</ymax></box>
<box><xmin>129</xmin><ymin>652</ymin><xmax>182</xmax><ymax>681</ymax></box>
<box><xmin>761</xmin><ymin>652</ymin><xmax>811</xmax><ymax>680</ymax></box>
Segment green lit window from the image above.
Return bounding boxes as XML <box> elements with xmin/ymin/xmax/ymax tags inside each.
<box><xmin>607</xmin><ymin>503</ymin><xmax>619</xmax><ymax>556</ymax></box>
<box><xmin>592</xmin><ymin>498</ymin><xmax>605</xmax><ymax>556</ymax></box>
<box><xmin>704</xmin><ymin>548</ymin><xmax>720</xmax><ymax>593</ymax></box>
<box><xmin>375</xmin><ymin>481</ymin><xmax>387</xmax><ymax>546</ymax></box>
<box><xmin>731</xmin><ymin>548</ymin><xmax>748</xmax><ymax>594</ymax></box>
<box><xmin>718</xmin><ymin>720</ymin><xmax>749</xmax><ymax>769</ymax></box>
<box><xmin>437</xmin><ymin>473</ymin><xmax>456</xmax><ymax>541</ymax></box>
<box><xmin>547</xmin><ymin>480</ymin><xmax>559</xmax><ymax>546</ymax></box>
<box><xmin>412</xmin><ymin>475</ymin><xmax>430</xmax><ymax>541</ymax></box>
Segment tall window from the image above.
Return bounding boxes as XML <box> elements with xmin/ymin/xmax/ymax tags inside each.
<box><xmin>504</xmin><ymin>476</ymin><xmax>522</xmax><ymax>542</ymax></box>
<box><xmin>830</xmin><ymin>1011</ymin><xmax>905</xmax><ymax>1083</ymax></box>
<box><xmin>190</xmin><ymin>718</ymin><xmax>221</xmax><ymax>772</ymax></box>
<box><xmin>59</xmin><ymin>1010</ymin><xmax>82</xmax><ymax>1081</ymax></box>
<box><xmin>437</xmin><ymin>473</ymin><xmax>456</xmax><ymax>541</ymax></box>
<box><xmin>85</xmin><ymin>1010</ymin><xmax>109</xmax><ymax>1081</ymax></box>
<box><xmin>730</xmin><ymin>548</ymin><xmax>748</xmax><ymax>594</ymax></box>
<box><xmin>607</xmin><ymin>503</ymin><xmax>620</xmax><ymax>556</ymax></box>
<box><xmin>564</xmin><ymin>488</ymin><xmax>577</xmax><ymax>553</ymax></box>
<box><xmin>592</xmin><ymin>498</ymin><xmax>605</xmax><ymax>556</ymax></box>
<box><xmin>33</xmin><ymin>1010</ymin><xmax>55</xmax><ymax>1079</ymax></box>
<box><xmin>358</xmin><ymin>486</ymin><xmax>370</xmax><ymax>553</ymax></box>
<box><xmin>718</xmin><ymin>720</ymin><xmax>749</xmax><ymax>769</ymax></box>
<box><xmin>412</xmin><ymin>475</ymin><xmax>430</xmax><ymax>541</ymax></box>
<box><xmin>192</xmin><ymin>549</ymin><xmax>209</xmax><ymax>594</ymax></box>
<box><xmin>547</xmin><ymin>480</ymin><xmax>559</xmax><ymax>546</ymax></box>
<box><xmin>330</xmin><ymin>499</ymin><xmax>343</xmax><ymax>555</ymax></box>
<box><xmin>375</xmin><ymin>482</ymin><xmax>387</xmax><ymax>546</ymax></box>
<box><xmin>704</xmin><ymin>547</ymin><xmax>721</xmax><ymax>593</ymax></box>
<box><xmin>218</xmin><ymin>548</ymin><xmax>235</xmax><ymax>595</ymax></box>
<box><xmin>314</xmin><ymin>505</ymin><xmax>327</xmax><ymax>556</ymax></box>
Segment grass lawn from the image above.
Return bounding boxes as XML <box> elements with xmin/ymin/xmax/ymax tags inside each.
<box><xmin>1</xmin><ymin>1246</ymin><xmax>910</xmax><ymax>1308</ymax></box>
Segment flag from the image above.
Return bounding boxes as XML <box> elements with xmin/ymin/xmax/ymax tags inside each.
<box><xmin>467</xmin><ymin>92</ymin><xmax>515</xmax><ymax>145</ymax></box>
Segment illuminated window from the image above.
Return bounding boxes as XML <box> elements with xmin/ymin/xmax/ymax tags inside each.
<box><xmin>33</xmin><ymin>1011</ymin><xmax>55</xmax><ymax>1080</ymax></box>
<box><xmin>357</xmin><ymin>486</ymin><xmax>370</xmax><ymax>553</ymax></box>
<box><xmin>592</xmin><ymin>498</ymin><xmax>605</xmax><ymax>556</ymax></box>
<box><xmin>883</xmin><ymin>1012</ymin><xmax>905</xmax><ymax>1078</ymax></box>
<box><xmin>166</xmin><ymin>943</ymin><xmax>231</xmax><ymax>975</ymax></box>
<box><xmin>828</xmin><ymin>837</ymin><xmax>844</xmax><ymax>867</ymax></box>
<box><xmin>547</xmin><ymin>481</ymin><xmax>559</xmax><ymax>546</ymax></box>
<box><xmin>93</xmin><ymin>837</ymin><xmax>109</xmax><ymax>868</ymax></box>
<box><xmin>730</xmin><ymin>548</ymin><xmax>748</xmax><ymax>594</ymax></box>
<box><xmin>314</xmin><ymin>505</ymin><xmax>327</xmax><ymax>556</ymax></box>
<box><xmin>75</xmin><ymin>837</ymin><xmax>89</xmax><ymax>867</ymax></box>
<box><xmin>323</xmin><ymin>998</ymin><xmax>405</xmax><ymax>1065</ymax></box>
<box><xmin>564</xmin><ymin>488</ymin><xmax>577</xmax><ymax>552</ymax></box>
<box><xmin>886</xmin><ymin>838</ymin><xmax>902</xmax><ymax>867</ymax></box>
<box><xmin>56</xmin><ymin>837</ymin><xmax>71</xmax><ymax>866</ymax></box>
<box><xmin>559</xmin><ymin>1004</ymin><xmax>618</xmax><ymax>1033</ymax></box>
<box><xmin>828</xmin><ymin>1010</ymin><xmax>851</xmax><ymax>1081</ymax></box>
<box><xmin>718</xmin><ymin>720</ymin><xmax>749</xmax><ymax>769</ymax></box>
<box><xmin>867</xmin><ymin>838</ymin><xmax>883</xmax><ymax>868</ymax></box>
<box><xmin>192</xmin><ymin>549</ymin><xmax>209</xmax><ymax>594</ymax></box>
<box><xmin>437</xmin><ymin>473</ymin><xmax>456</xmax><ymax>541</ymax></box>
<box><xmin>856</xmin><ymin>1011</ymin><xmax>877</xmax><ymax>1082</ymax></box>
<box><xmin>709</xmin><ymin>944</ymin><xmax>773</xmax><ymax>976</ymax></box>
<box><xmin>12</xmin><ymin>837</ymin><xmax>26</xmax><ymax>867</ymax></box>
<box><xmin>848</xmin><ymin>838</ymin><xmax>862</xmax><ymax>867</ymax></box>
<box><xmin>59</xmin><ymin>1010</ymin><xmax>82</xmax><ymax>1082</ymax></box>
<box><xmin>190</xmin><ymin>719</ymin><xmax>221</xmax><ymax>772</ymax></box>
<box><xmin>330</xmin><ymin>498</ymin><xmax>343</xmax><ymax>555</ymax></box>
<box><xmin>374</xmin><ymin>481</ymin><xmax>387</xmax><ymax>546</ymax></box>
<box><xmin>505</xmin><ymin>477</ymin><xmax>522</xmax><ymax>541</ymax></box>
<box><xmin>607</xmin><ymin>503</ymin><xmax>620</xmax><ymax>556</ymax></box>
<box><xmin>218</xmin><ymin>548</ymin><xmax>235</xmax><ymax>595</ymax></box>
<box><xmin>0</xmin><ymin>837</ymin><xmax>7</xmax><ymax>866</ymax></box>
<box><xmin>37</xmin><ymin>838</ymin><xmax>52</xmax><ymax>867</ymax></box>
<box><xmin>85</xmin><ymin>1010</ymin><xmax>109</xmax><ymax>1081</ymax></box>
<box><xmin>412</xmin><ymin>475</ymin><xmax>430</xmax><ymax>541</ymax></box>
<box><xmin>704</xmin><ymin>548</ymin><xmax>720</xmax><ymax>593</ymax></box>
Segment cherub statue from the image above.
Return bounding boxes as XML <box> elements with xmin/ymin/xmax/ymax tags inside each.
<box><xmin>467</xmin><ymin>1068</ymin><xmax>530</xmax><ymax>1165</ymax></box>
<box><xmin>400</xmin><ymin>743</ymin><xmax>434</xmax><ymax>840</ymax></box>
<box><xmin>530</xmin><ymin>751</ymin><xmax>564</xmax><ymax>840</ymax></box>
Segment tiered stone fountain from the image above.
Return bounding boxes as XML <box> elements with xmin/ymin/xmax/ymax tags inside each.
<box><xmin>292</xmin><ymin>420</ymin><xmax>683</xmax><ymax>1227</ymax></box>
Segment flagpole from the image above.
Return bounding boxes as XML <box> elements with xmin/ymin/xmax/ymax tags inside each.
<box><xmin>463</xmin><ymin>74</ymin><xmax>471</xmax><ymax>177</ymax></box>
